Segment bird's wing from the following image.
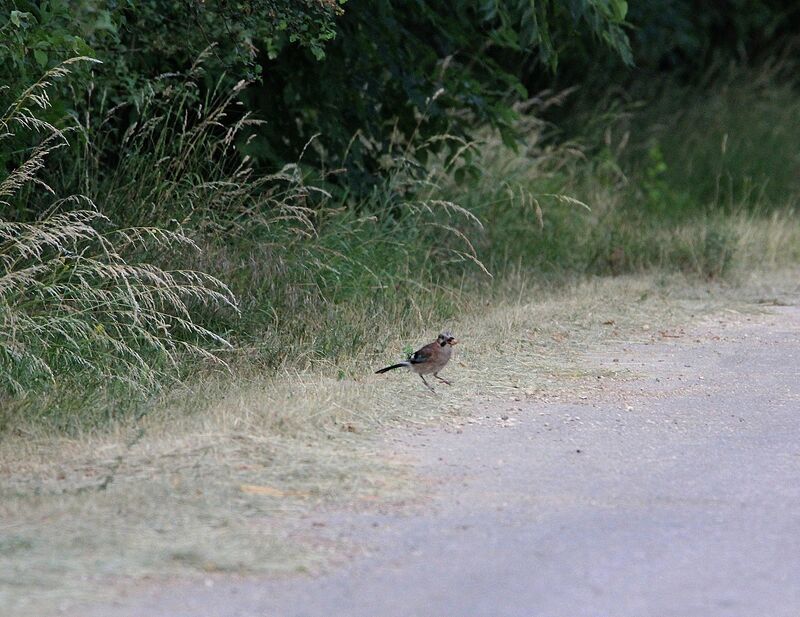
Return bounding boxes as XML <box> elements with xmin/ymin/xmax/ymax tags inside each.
<box><xmin>409</xmin><ymin>342</ymin><xmax>435</xmax><ymax>364</ymax></box>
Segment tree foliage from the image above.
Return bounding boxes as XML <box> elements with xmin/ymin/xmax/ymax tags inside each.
<box><xmin>628</xmin><ymin>0</ymin><xmax>798</xmax><ymax>72</ymax></box>
<box><xmin>247</xmin><ymin>0</ymin><xmax>633</xmax><ymax>188</ymax></box>
<box><xmin>2</xmin><ymin>0</ymin><xmax>796</xmax><ymax>190</ymax></box>
<box><xmin>2</xmin><ymin>1</ymin><xmax>632</xmax><ymax>183</ymax></box>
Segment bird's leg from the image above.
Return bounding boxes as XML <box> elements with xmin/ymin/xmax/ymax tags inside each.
<box><xmin>434</xmin><ymin>373</ymin><xmax>451</xmax><ymax>385</ymax></box>
<box><xmin>419</xmin><ymin>374</ymin><xmax>436</xmax><ymax>392</ymax></box>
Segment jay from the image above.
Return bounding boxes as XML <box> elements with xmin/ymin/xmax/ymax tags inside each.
<box><xmin>375</xmin><ymin>332</ymin><xmax>457</xmax><ymax>392</ymax></box>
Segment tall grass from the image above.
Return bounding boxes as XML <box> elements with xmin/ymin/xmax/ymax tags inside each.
<box><xmin>451</xmin><ymin>64</ymin><xmax>800</xmax><ymax>279</ymax></box>
<box><xmin>62</xmin><ymin>60</ymin><xmax>492</xmax><ymax>370</ymax></box>
<box><xmin>630</xmin><ymin>69</ymin><xmax>800</xmax><ymax>211</ymax></box>
<box><xmin>0</xmin><ymin>60</ymin><xmax>237</xmax><ymax>425</ymax></box>
<box><xmin>2</xmin><ymin>57</ymin><xmax>798</xmax><ymax>434</ymax></box>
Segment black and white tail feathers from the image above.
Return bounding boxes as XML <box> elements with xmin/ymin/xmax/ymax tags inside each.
<box><xmin>374</xmin><ymin>361</ymin><xmax>410</xmax><ymax>374</ymax></box>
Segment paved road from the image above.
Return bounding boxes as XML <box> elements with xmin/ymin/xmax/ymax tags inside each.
<box><xmin>81</xmin><ymin>306</ymin><xmax>800</xmax><ymax>617</ymax></box>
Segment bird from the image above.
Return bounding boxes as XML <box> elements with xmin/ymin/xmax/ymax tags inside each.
<box><xmin>375</xmin><ymin>332</ymin><xmax>457</xmax><ymax>392</ymax></box>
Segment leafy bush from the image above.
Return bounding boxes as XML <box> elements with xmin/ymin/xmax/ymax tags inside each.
<box><xmin>13</xmin><ymin>56</ymin><xmax>491</xmax><ymax>377</ymax></box>
<box><xmin>241</xmin><ymin>0</ymin><xmax>633</xmax><ymax>183</ymax></box>
<box><xmin>2</xmin><ymin>1</ymin><xmax>634</xmax><ymax>189</ymax></box>
<box><xmin>5</xmin><ymin>1</ymin><xmax>796</xmax><ymax>192</ymax></box>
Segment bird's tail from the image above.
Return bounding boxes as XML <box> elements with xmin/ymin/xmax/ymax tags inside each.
<box><xmin>375</xmin><ymin>361</ymin><xmax>409</xmax><ymax>374</ymax></box>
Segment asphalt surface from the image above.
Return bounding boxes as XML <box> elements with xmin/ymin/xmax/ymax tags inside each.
<box><xmin>79</xmin><ymin>306</ymin><xmax>800</xmax><ymax>617</ymax></box>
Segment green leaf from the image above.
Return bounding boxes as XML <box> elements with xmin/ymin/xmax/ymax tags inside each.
<box><xmin>72</xmin><ymin>36</ymin><xmax>94</xmax><ymax>56</ymax></box>
<box><xmin>311</xmin><ymin>45</ymin><xmax>325</xmax><ymax>60</ymax></box>
<box><xmin>34</xmin><ymin>49</ymin><xmax>48</xmax><ymax>68</ymax></box>
<box><xmin>611</xmin><ymin>0</ymin><xmax>628</xmax><ymax>21</ymax></box>
<box><xmin>499</xmin><ymin>127</ymin><xmax>519</xmax><ymax>151</ymax></box>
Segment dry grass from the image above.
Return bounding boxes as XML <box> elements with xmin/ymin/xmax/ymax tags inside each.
<box><xmin>1</xmin><ymin>59</ymin><xmax>238</xmax><ymax>412</ymax></box>
<box><xmin>2</xmin><ymin>264</ymin><xmax>799</xmax><ymax>615</ymax></box>
<box><xmin>728</xmin><ymin>209</ymin><xmax>800</xmax><ymax>268</ymax></box>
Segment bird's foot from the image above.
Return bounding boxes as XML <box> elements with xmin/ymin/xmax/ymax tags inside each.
<box><xmin>420</xmin><ymin>375</ymin><xmax>437</xmax><ymax>393</ymax></box>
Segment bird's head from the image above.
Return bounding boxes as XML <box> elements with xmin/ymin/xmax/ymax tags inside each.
<box><xmin>437</xmin><ymin>332</ymin><xmax>457</xmax><ymax>347</ymax></box>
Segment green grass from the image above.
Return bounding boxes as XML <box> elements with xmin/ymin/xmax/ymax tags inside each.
<box><xmin>630</xmin><ymin>73</ymin><xmax>800</xmax><ymax>211</ymax></box>
<box><xmin>0</xmin><ymin>61</ymin><xmax>237</xmax><ymax>431</ymax></box>
<box><xmin>1</xmin><ymin>60</ymin><xmax>799</xmax><ymax>433</ymax></box>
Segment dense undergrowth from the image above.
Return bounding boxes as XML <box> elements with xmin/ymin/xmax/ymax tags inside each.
<box><xmin>1</xmin><ymin>57</ymin><xmax>798</xmax><ymax>434</ymax></box>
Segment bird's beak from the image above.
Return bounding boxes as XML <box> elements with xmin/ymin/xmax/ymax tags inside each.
<box><xmin>449</xmin><ymin>339</ymin><xmax>458</xmax><ymax>345</ymax></box>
